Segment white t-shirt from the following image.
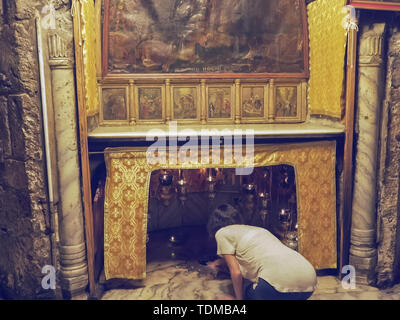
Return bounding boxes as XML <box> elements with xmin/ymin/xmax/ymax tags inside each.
<box><xmin>215</xmin><ymin>224</ymin><xmax>317</xmax><ymax>293</ymax></box>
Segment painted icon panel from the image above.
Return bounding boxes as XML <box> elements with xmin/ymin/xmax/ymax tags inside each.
<box><xmin>172</xmin><ymin>87</ymin><xmax>198</xmax><ymax>120</ymax></box>
<box><xmin>241</xmin><ymin>87</ymin><xmax>265</xmax><ymax>118</ymax></box>
<box><xmin>208</xmin><ymin>87</ymin><xmax>233</xmax><ymax>119</ymax></box>
<box><xmin>138</xmin><ymin>87</ymin><xmax>163</xmax><ymax>121</ymax></box>
<box><xmin>102</xmin><ymin>88</ymin><xmax>127</xmax><ymax>121</ymax></box>
<box><xmin>104</xmin><ymin>0</ymin><xmax>307</xmax><ymax>74</ymax></box>
<box><xmin>275</xmin><ymin>86</ymin><xmax>298</xmax><ymax>118</ymax></box>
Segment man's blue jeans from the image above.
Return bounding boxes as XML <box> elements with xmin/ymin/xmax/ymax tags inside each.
<box><xmin>245</xmin><ymin>277</ymin><xmax>313</xmax><ymax>300</ymax></box>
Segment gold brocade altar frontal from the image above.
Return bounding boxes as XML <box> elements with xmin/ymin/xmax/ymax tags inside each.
<box><xmin>104</xmin><ymin>141</ymin><xmax>337</xmax><ymax>280</ymax></box>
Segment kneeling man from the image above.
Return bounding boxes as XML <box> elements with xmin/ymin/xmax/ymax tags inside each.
<box><xmin>207</xmin><ymin>204</ymin><xmax>317</xmax><ymax>300</ymax></box>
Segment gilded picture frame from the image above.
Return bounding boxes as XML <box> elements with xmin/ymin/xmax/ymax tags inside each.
<box><xmin>171</xmin><ymin>85</ymin><xmax>201</xmax><ymax>123</ymax></box>
<box><xmin>98</xmin><ymin>79</ymin><xmax>307</xmax><ymax>126</ymax></box>
<box><xmin>271</xmin><ymin>81</ymin><xmax>306</xmax><ymax>123</ymax></box>
<box><xmin>99</xmin><ymin>85</ymin><xmax>129</xmax><ymax>125</ymax></box>
<box><xmin>240</xmin><ymin>84</ymin><xmax>269</xmax><ymax>123</ymax></box>
<box><xmin>97</xmin><ymin>1</ymin><xmax>310</xmax><ymax>127</ymax></box>
<box><xmin>135</xmin><ymin>85</ymin><xmax>165</xmax><ymax>124</ymax></box>
<box><xmin>206</xmin><ymin>84</ymin><xmax>235</xmax><ymax>123</ymax></box>
<box><xmin>102</xmin><ymin>0</ymin><xmax>310</xmax><ymax>79</ymax></box>
<box><xmin>348</xmin><ymin>1</ymin><xmax>400</xmax><ymax>11</ymax></box>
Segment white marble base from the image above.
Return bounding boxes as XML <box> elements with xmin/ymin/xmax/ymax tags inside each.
<box><xmin>101</xmin><ymin>272</ymin><xmax>400</xmax><ymax>300</ymax></box>
<box><xmin>88</xmin><ymin>122</ymin><xmax>345</xmax><ymax>141</ymax></box>
<box><xmin>102</xmin><ymin>261</ymin><xmax>233</xmax><ymax>300</ymax></box>
<box><xmin>99</xmin><ymin>227</ymin><xmax>400</xmax><ymax>300</ymax></box>
<box><xmin>101</xmin><ymin>226</ymin><xmax>234</xmax><ymax>300</ymax></box>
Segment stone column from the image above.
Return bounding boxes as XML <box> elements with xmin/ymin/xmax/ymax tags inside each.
<box><xmin>349</xmin><ymin>23</ymin><xmax>386</xmax><ymax>285</ymax></box>
<box><xmin>48</xmin><ymin>32</ymin><xmax>88</xmax><ymax>298</ymax></box>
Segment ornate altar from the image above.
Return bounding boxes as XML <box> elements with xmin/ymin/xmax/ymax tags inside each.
<box><xmin>78</xmin><ymin>0</ymin><xmax>348</xmax><ymax>282</ymax></box>
<box><xmin>101</xmin><ymin>141</ymin><xmax>338</xmax><ymax>280</ymax></box>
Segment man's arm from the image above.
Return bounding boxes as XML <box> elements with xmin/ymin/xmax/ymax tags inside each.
<box><xmin>222</xmin><ymin>254</ymin><xmax>243</xmax><ymax>300</ymax></box>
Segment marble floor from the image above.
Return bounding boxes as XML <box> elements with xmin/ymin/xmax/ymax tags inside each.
<box><xmin>100</xmin><ymin>226</ymin><xmax>400</xmax><ymax>300</ymax></box>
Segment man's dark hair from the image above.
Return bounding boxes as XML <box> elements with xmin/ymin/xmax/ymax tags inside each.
<box><xmin>207</xmin><ymin>203</ymin><xmax>243</xmax><ymax>239</ymax></box>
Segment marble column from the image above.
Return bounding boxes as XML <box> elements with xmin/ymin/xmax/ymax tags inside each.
<box><xmin>48</xmin><ymin>32</ymin><xmax>88</xmax><ymax>298</ymax></box>
<box><xmin>349</xmin><ymin>23</ymin><xmax>386</xmax><ymax>285</ymax></box>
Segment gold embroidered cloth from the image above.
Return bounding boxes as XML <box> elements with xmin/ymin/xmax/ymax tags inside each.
<box><xmin>104</xmin><ymin>141</ymin><xmax>337</xmax><ymax>280</ymax></box>
<box><xmin>307</xmin><ymin>0</ymin><xmax>347</xmax><ymax>119</ymax></box>
<box><xmin>81</xmin><ymin>0</ymin><xmax>99</xmax><ymax>116</ymax></box>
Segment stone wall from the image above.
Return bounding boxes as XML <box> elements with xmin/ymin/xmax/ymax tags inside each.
<box><xmin>376</xmin><ymin>19</ymin><xmax>400</xmax><ymax>287</ymax></box>
<box><xmin>0</xmin><ymin>0</ymin><xmax>66</xmax><ymax>299</ymax></box>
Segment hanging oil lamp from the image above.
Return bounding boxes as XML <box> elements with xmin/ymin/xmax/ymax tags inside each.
<box><xmin>258</xmin><ymin>167</ymin><xmax>271</xmax><ymax>227</ymax></box>
<box><xmin>278</xmin><ymin>208</ymin><xmax>292</xmax><ymax>235</ymax></box>
<box><xmin>258</xmin><ymin>192</ymin><xmax>270</xmax><ymax>227</ymax></box>
<box><xmin>158</xmin><ymin>170</ymin><xmax>174</xmax><ymax>206</ymax></box>
<box><xmin>280</xmin><ymin>165</ymin><xmax>291</xmax><ymax>189</ymax></box>
<box><xmin>279</xmin><ymin>208</ymin><xmax>296</xmax><ymax>250</ymax></box>
<box><xmin>286</xmin><ymin>223</ymin><xmax>299</xmax><ymax>251</ymax></box>
<box><xmin>241</xmin><ymin>182</ymin><xmax>256</xmax><ymax>223</ymax></box>
<box><xmin>206</xmin><ymin>168</ymin><xmax>217</xmax><ymax>200</ymax></box>
<box><xmin>177</xmin><ymin>169</ymin><xmax>187</xmax><ymax>206</ymax></box>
